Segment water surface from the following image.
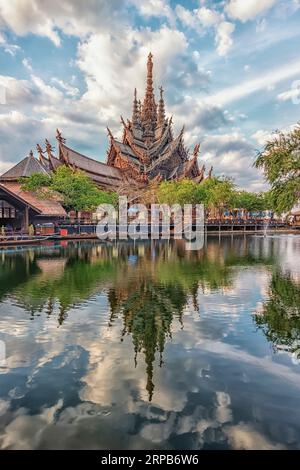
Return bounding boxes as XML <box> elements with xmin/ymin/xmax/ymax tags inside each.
<box><xmin>0</xmin><ymin>235</ymin><xmax>300</xmax><ymax>449</ymax></box>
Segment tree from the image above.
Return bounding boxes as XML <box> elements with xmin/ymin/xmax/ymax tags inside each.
<box><xmin>201</xmin><ymin>177</ymin><xmax>236</xmax><ymax>217</ymax></box>
<box><xmin>21</xmin><ymin>173</ymin><xmax>52</xmax><ymax>192</ymax></box>
<box><xmin>21</xmin><ymin>166</ymin><xmax>118</xmax><ymax>211</ymax></box>
<box><xmin>157</xmin><ymin>179</ymin><xmax>204</xmax><ymax>205</ymax></box>
<box><xmin>254</xmin><ymin>125</ymin><xmax>300</xmax><ymax>213</ymax></box>
<box><xmin>233</xmin><ymin>191</ymin><xmax>272</xmax><ymax>212</ymax></box>
<box><xmin>156</xmin><ymin>177</ymin><xmax>236</xmax><ymax>217</ymax></box>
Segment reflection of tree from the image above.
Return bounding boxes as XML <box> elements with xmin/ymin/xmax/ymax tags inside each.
<box><xmin>14</xmin><ymin>256</ymin><xmax>118</xmax><ymax>318</ymax></box>
<box><xmin>110</xmin><ymin>281</ymin><xmax>186</xmax><ymax>400</ymax></box>
<box><xmin>254</xmin><ymin>270</ymin><xmax>300</xmax><ymax>357</ymax></box>
<box><xmin>0</xmin><ymin>252</ymin><xmax>39</xmax><ymax>301</ymax></box>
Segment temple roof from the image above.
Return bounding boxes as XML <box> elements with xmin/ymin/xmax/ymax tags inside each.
<box><xmin>0</xmin><ymin>152</ymin><xmax>50</xmax><ymax>180</ymax></box>
<box><xmin>49</xmin><ymin>154</ymin><xmax>62</xmax><ymax>171</ymax></box>
<box><xmin>0</xmin><ymin>182</ymin><xmax>66</xmax><ymax>216</ymax></box>
<box><xmin>113</xmin><ymin>140</ymin><xmax>142</xmax><ymax>165</ymax></box>
<box><xmin>38</xmin><ymin>153</ymin><xmax>52</xmax><ymax>173</ymax></box>
<box><xmin>59</xmin><ymin>142</ymin><xmax>125</xmax><ymax>188</ymax></box>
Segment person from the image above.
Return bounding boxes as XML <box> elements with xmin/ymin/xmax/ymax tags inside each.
<box><xmin>28</xmin><ymin>224</ymin><xmax>35</xmax><ymax>236</ymax></box>
<box><xmin>1</xmin><ymin>225</ymin><xmax>5</xmax><ymax>237</ymax></box>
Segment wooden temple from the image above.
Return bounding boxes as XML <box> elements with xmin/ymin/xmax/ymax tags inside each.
<box><xmin>106</xmin><ymin>53</ymin><xmax>211</xmax><ymax>185</ymax></box>
<box><xmin>0</xmin><ymin>53</ymin><xmax>213</xmax><ymax>230</ymax></box>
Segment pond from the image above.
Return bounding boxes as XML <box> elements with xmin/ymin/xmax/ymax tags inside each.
<box><xmin>0</xmin><ymin>235</ymin><xmax>300</xmax><ymax>450</ymax></box>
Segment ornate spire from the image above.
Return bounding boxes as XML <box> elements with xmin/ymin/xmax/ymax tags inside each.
<box><xmin>45</xmin><ymin>139</ymin><xmax>55</xmax><ymax>159</ymax></box>
<box><xmin>132</xmin><ymin>88</ymin><xmax>140</xmax><ymax>128</ymax></box>
<box><xmin>107</xmin><ymin>127</ymin><xmax>114</xmax><ymax>140</ymax></box>
<box><xmin>141</xmin><ymin>52</ymin><xmax>157</xmax><ymax>139</ymax></box>
<box><xmin>36</xmin><ymin>144</ymin><xmax>45</xmax><ymax>160</ymax></box>
<box><xmin>192</xmin><ymin>143</ymin><xmax>200</xmax><ymax>159</ymax></box>
<box><xmin>56</xmin><ymin>129</ymin><xmax>66</xmax><ymax>144</ymax></box>
<box><xmin>157</xmin><ymin>86</ymin><xmax>166</xmax><ymax>127</ymax></box>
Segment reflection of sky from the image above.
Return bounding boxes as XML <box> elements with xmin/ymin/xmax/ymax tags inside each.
<box><xmin>0</xmin><ymin>236</ymin><xmax>300</xmax><ymax>449</ymax></box>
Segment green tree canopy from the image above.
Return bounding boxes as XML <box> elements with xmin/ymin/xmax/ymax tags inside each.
<box><xmin>202</xmin><ymin>177</ymin><xmax>236</xmax><ymax>214</ymax></box>
<box><xmin>21</xmin><ymin>166</ymin><xmax>118</xmax><ymax>212</ymax></box>
<box><xmin>232</xmin><ymin>190</ymin><xmax>272</xmax><ymax>212</ymax></box>
<box><xmin>157</xmin><ymin>179</ymin><xmax>204</xmax><ymax>205</ymax></box>
<box><xmin>157</xmin><ymin>177</ymin><xmax>236</xmax><ymax>211</ymax></box>
<box><xmin>254</xmin><ymin>125</ymin><xmax>300</xmax><ymax>213</ymax></box>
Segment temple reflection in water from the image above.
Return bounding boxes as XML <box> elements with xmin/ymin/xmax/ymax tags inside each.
<box><xmin>2</xmin><ymin>237</ymin><xmax>299</xmax><ymax>401</ymax></box>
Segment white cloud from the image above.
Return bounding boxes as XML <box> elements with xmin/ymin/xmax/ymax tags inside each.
<box><xmin>0</xmin><ymin>25</ymin><xmax>195</xmax><ymax>166</ymax></box>
<box><xmin>170</xmin><ymin>96</ymin><xmax>230</xmax><ymax>133</ymax></box>
<box><xmin>130</xmin><ymin>0</ymin><xmax>175</xmax><ymax>23</ymax></box>
<box><xmin>175</xmin><ymin>5</ymin><xmax>221</xmax><ymax>31</ymax></box>
<box><xmin>251</xmin><ymin>129</ymin><xmax>274</xmax><ymax>146</ymax></box>
<box><xmin>0</xmin><ymin>1</ymin><xmax>169</xmax><ymax>46</ymax></box>
<box><xmin>0</xmin><ymin>110</ymin><xmax>46</xmax><ymax>164</ymax></box>
<box><xmin>226</xmin><ymin>0</ymin><xmax>278</xmax><ymax>22</ymax></box>
<box><xmin>196</xmin><ymin>6</ymin><xmax>221</xmax><ymax>27</ymax></box>
<box><xmin>225</xmin><ymin>423</ymin><xmax>285</xmax><ymax>450</ymax></box>
<box><xmin>22</xmin><ymin>58</ymin><xmax>32</xmax><ymax>72</ymax></box>
<box><xmin>51</xmin><ymin>78</ymin><xmax>79</xmax><ymax>97</ymax></box>
<box><xmin>0</xmin><ymin>30</ymin><xmax>20</xmax><ymax>55</ymax></box>
<box><xmin>0</xmin><ymin>75</ymin><xmax>38</xmax><ymax>106</ymax></box>
<box><xmin>215</xmin><ymin>21</ymin><xmax>235</xmax><ymax>56</ymax></box>
<box><xmin>0</xmin><ymin>160</ymin><xmax>14</xmax><ymax>174</ymax></box>
<box><xmin>0</xmin><ymin>0</ymin><xmax>124</xmax><ymax>46</ymax></box>
<box><xmin>175</xmin><ymin>4</ymin><xmax>198</xmax><ymax>29</ymax></box>
<box><xmin>252</xmin><ymin>124</ymin><xmax>297</xmax><ymax>146</ymax></box>
<box><xmin>175</xmin><ymin>5</ymin><xmax>234</xmax><ymax>56</ymax></box>
<box><xmin>76</xmin><ymin>26</ymin><xmax>188</xmax><ymax>127</ymax></box>
<box><xmin>200</xmin><ymin>132</ymin><xmax>266</xmax><ymax>190</ymax></box>
<box><xmin>208</xmin><ymin>59</ymin><xmax>300</xmax><ymax>105</ymax></box>
<box><xmin>277</xmin><ymin>87</ymin><xmax>300</xmax><ymax>102</ymax></box>
<box><xmin>1</xmin><ymin>43</ymin><xmax>20</xmax><ymax>56</ymax></box>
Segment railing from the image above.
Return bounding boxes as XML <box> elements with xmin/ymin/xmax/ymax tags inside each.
<box><xmin>0</xmin><ymin>219</ymin><xmax>297</xmax><ymax>240</ymax></box>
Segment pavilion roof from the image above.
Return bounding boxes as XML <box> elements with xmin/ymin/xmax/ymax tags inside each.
<box><xmin>0</xmin><ymin>182</ymin><xmax>67</xmax><ymax>216</ymax></box>
<box><xmin>0</xmin><ymin>153</ymin><xmax>51</xmax><ymax>180</ymax></box>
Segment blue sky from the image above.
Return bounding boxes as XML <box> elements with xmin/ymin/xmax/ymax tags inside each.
<box><xmin>0</xmin><ymin>0</ymin><xmax>300</xmax><ymax>190</ymax></box>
